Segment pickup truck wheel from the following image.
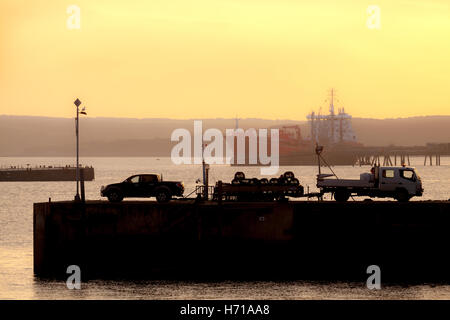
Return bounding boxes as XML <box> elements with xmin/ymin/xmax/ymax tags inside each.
<box><xmin>107</xmin><ymin>190</ymin><xmax>123</xmax><ymax>202</ymax></box>
<box><xmin>334</xmin><ymin>190</ymin><xmax>350</xmax><ymax>202</ymax></box>
<box><xmin>156</xmin><ymin>189</ymin><xmax>171</xmax><ymax>203</ymax></box>
<box><xmin>396</xmin><ymin>189</ymin><xmax>410</xmax><ymax>202</ymax></box>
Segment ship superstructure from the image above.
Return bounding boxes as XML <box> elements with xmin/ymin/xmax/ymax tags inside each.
<box><xmin>307</xmin><ymin>89</ymin><xmax>357</xmax><ymax>145</ymax></box>
<box><xmin>231</xmin><ymin>89</ymin><xmax>361</xmax><ymax>166</ymax></box>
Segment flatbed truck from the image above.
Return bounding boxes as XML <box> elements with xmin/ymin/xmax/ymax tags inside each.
<box><xmin>317</xmin><ymin>166</ymin><xmax>424</xmax><ymax>202</ymax></box>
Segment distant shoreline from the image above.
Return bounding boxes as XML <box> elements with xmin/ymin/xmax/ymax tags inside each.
<box><xmin>1</xmin><ymin>116</ymin><xmax>449</xmax><ymax>156</ymax></box>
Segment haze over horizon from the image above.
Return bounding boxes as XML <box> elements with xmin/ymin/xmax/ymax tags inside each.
<box><xmin>1</xmin><ymin>115</ymin><xmax>449</xmax><ymax>157</ymax></box>
<box><xmin>1</xmin><ymin>0</ymin><xmax>449</xmax><ymax>120</ymax></box>
<box><xmin>1</xmin><ymin>113</ymin><xmax>450</xmax><ymax>121</ymax></box>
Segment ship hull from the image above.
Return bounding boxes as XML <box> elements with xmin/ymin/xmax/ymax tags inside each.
<box><xmin>279</xmin><ymin>149</ymin><xmax>358</xmax><ymax>166</ymax></box>
<box><xmin>231</xmin><ymin>149</ymin><xmax>358</xmax><ymax>166</ymax></box>
<box><xmin>0</xmin><ymin>167</ymin><xmax>95</xmax><ymax>181</ymax></box>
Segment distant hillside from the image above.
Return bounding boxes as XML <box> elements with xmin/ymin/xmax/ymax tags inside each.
<box><xmin>0</xmin><ymin>115</ymin><xmax>449</xmax><ymax>156</ymax></box>
<box><xmin>350</xmin><ymin>116</ymin><xmax>450</xmax><ymax>146</ymax></box>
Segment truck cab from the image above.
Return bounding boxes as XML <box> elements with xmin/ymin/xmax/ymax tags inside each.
<box><xmin>377</xmin><ymin>167</ymin><xmax>423</xmax><ymax>199</ymax></box>
<box><xmin>122</xmin><ymin>174</ymin><xmax>161</xmax><ymax>197</ymax></box>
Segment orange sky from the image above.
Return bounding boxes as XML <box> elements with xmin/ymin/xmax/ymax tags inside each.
<box><xmin>1</xmin><ymin>0</ymin><xmax>449</xmax><ymax>120</ymax></box>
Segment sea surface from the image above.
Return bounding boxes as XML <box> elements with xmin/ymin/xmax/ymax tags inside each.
<box><xmin>1</xmin><ymin>156</ymin><xmax>450</xmax><ymax>300</ymax></box>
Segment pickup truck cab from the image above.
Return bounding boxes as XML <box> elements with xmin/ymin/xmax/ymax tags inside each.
<box><xmin>317</xmin><ymin>166</ymin><xmax>423</xmax><ymax>202</ymax></box>
<box><xmin>101</xmin><ymin>174</ymin><xmax>184</xmax><ymax>203</ymax></box>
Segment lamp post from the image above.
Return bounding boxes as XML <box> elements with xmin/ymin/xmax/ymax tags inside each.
<box><xmin>74</xmin><ymin>98</ymin><xmax>87</xmax><ymax>201</ymax></box>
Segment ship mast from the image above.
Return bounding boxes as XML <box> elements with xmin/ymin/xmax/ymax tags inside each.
<box><xmin>329</xmin><ymin>89</ymin><xmax>335</xmax><ymax>143</ymax></box>
<box><xmin>310</xmin><ymin>111</ymin><xmax>316</xmax><ymax>143</ymax></box>
<box><xmin>329</xmin><ymin>88</ymin><xmax>335</xmax><ymax>115</ymax></box>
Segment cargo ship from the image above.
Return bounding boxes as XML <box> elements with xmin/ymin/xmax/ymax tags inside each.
<box><xmin>0</xmin><ymin>165</ymin><xmax>95</xmax><ymax>181</ymax></box>
<box><xmin>232</xmin><ymin>89</ymin><xmax>362</xmax><ymax>166</ymax></box>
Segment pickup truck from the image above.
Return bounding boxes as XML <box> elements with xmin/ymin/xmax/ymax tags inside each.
<box><xmin>101</xmin><ymin>174</ymin><xmax>184</xmax><ymax>203</ymax></box>
<box><xmin>317</xmin><ymin>166</ymin><xmax>423</xmax><ymax>202</ymax></box>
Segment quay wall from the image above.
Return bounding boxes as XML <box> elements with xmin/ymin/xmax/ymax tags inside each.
<box><xmin>34</xmin><ymin>200</ymin><xmax>450</xmax><ymax>281</ymax></box>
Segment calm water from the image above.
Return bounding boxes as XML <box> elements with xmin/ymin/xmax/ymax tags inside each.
<box><xmin>1</xmin><ymin>156</ymin><xmax>450</xmax><ymax>300</ymax></box>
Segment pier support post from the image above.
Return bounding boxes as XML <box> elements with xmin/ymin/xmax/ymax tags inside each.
<box><xmin>80</xmin><ymin>168</ymin><xmax>85</xmax><ymax>203</ymax></box>
<box><xmin>217</xmin><ymin>180</ymin><xmax>223</xmax><ymax>205</ymax></box>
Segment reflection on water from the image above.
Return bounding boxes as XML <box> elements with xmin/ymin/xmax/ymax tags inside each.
<box><xmin>1</xmin><ymin>156</ymin><xmax>450</xmax><ymax>299</ymax></box>
<box><xmin>28</xmin><ymin>279</ymin><xmax>450</xmax><ymax>300</ymax></box>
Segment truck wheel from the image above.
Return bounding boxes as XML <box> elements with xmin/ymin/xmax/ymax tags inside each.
<box><xmin>396</xmin><ymin>189</ymin><xmax>410</xmax><ymax>202</ymax></box>
<box><xmin>270</xmin><ymin>178</ymin><xmax>279</xmax><ymax>185</ymax></box>
<box><xmin>156</xmin><ymin>189</ymin><xmax>171</xmax><ymax>203</ymax></box>
<box><xmin>283</xmin><ymin>171</ymin><xmax>295</xmax><ymax>179</ymax></box>
<box><xmin>234</xmin><ymin>172</ymin><xmax>245</xmax><ymax>180</ymax></box>
<box><xmin>334</xmin><ymin>190</ymin><xmax>350</xmax><ymax>202</ymax></box>
<box><xmin>107</xmin><ymin>190</ymin><xmax>123</xmax><ymax>202</ymax></box>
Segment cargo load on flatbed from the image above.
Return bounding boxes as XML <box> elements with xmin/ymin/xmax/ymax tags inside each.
<box><xmin>213</xmin><ymin>171</ymin><xmax>305</xmax><ymax>201</ymax></box>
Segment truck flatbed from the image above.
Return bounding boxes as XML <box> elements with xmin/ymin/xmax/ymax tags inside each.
<box><xmin>317</xmin><ymin>179</ymin><xmax>374</xmax><ymax>188</ymax></box>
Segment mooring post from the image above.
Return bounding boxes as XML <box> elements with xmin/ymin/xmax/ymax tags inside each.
<box><xmin>203</xmin><ymin>164</ymin><xmax>209</xmax><ymax>200</ymax></box>
<box><xmin>217</xmin><ymin>180</ymin><xmax>222</xmax><ymax>205</ymax></box>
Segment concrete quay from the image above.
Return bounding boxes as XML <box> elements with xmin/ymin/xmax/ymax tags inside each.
<box><xmin>34</xmin><ymin>200</ymin><xmax>450</xmax><ymax>281</ymax></box>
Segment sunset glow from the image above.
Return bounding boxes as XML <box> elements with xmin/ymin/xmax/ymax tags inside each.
<box><xmin>1</xmin><ymin>0</ymin><xmax>450</xmax><ymax>119</ymax></box>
